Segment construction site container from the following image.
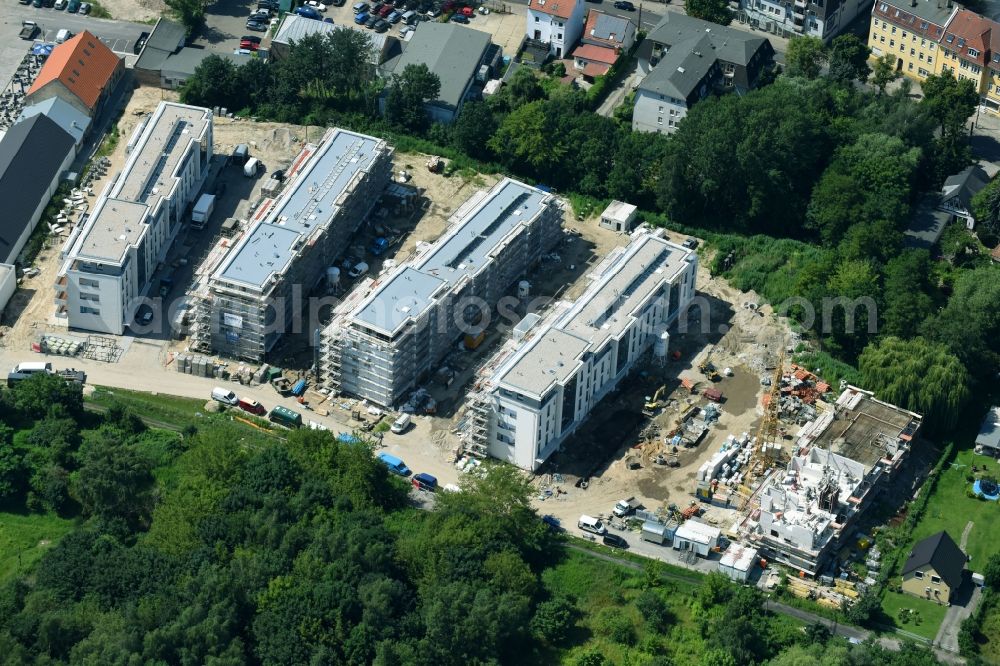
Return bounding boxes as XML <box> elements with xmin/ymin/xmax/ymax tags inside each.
<box><xmin>719</xmin><ymin>545</ymin><xmax>759</xmax><ymax>583</ymax></box>
<box><xmin>641</xmin><ymin>521</ymin><xmax>670</xmax><ymax>545</ymax></box>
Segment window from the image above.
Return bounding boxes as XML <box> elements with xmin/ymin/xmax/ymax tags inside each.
<box><xmin>880</xmin><ymin>35</ymin><xmax>885</xmax><ymax>43</ymax></box>
<box><xmin>79</xmin><ymin>306</ymin><xmax>100</xmax><ymax>315</ymax></box>
<box><xmin>928</xmin><ymin>56</ymin><xmax>933</xmax><ymax>64</ymax></box>
<box><xmin>914</xmin><ymin>571</ymin><xmax>924</xmax><ymax>579</ymax></box>
<box><xmin>930</xmin><ymin>43</ymin><xmax>935</xmax><ymax>50</ymax></box>
<box><xmin>879</xmin><ymin>2</ymin><xmax>887</xmax><ymax>9</ymax></box>
<box><xmin>931</xmin><ymin>575</ymin><xmax>942</xmax><ymax>583</ymax></box>
<box><xmin>891</xmin><ymin>26</ymin><xmax>896</xmax><ymax>34</ymax></box>
<box><xmin>534</xmin><ymin>15</ymin><xmax>539</xmax><ymax>21</ymax></box>
<box><xmin>557</xmin><ymin>32</ymin><xmax>562</xmax><ymax>39</ymax></box>
<box><xmin>921</xmin><ymin>38</ymin><xmax>926</xmax><ymax>46</ymax></box>
<box><xmin>969</xmin><ymin>47</ymin><xmax>980</xmax><ymax>57</ymax></box>
<box><xmin>770</xmin><ymin>529</ymin><xmax>779</xmax><ymax>537</ymax></box>
<box><xmin>890</xmin><ymin>39</ymin><xmax>895</xmax><ymax>47</ymax></box>
<box><xmin>920</xmin><ymin>21</ymin><xmax>928</xmax><ymax>29</ymax></box>
<box><xmin>971</xmin><ymin>64</ymin><xmax>982</xmax><ymax>74</ymax></box>
<box><xmin>908</xmin><ymin>62</ymin><xmax>913</xmax><ymax>70</ymax></box>
<box><xmin>657</xmin><ymin>117</ymin><xmax>663</xmax><ymax>125</ymax></box>
<box><xmin>79</xmin><ymin>292</ymin><xmax>99</xmax><ymax>302</ymax></box>
<box><xmin>919</xmin><ymin>52</ymin><xmax>924</xmax><ymax>61</ymax></box>
<box><xmin>910</xmin><ymin>48</ymin><xmax>915</xmax><ymax>55</ymax></box>
<box><xmin>919</xmin><ymin>67</ymin><xmax>929</xmax><ymax>76</ymax></box>
<box><xmin>902</xmin><ymin>31</ymin><xmax>907</xmax><ymax>38</ymax></box>
<box><xmin>658</xmin><ymin>105</ymin><xmax>663</xmax><ymax>112</ymax></box>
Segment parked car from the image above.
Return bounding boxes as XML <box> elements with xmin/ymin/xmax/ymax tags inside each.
<box><xmin>79</xmin><ymin>1</ymin><xmax>91</xmax><ymax>12</ymax></box>
<box><xmin>237</xmin><ymin>397</ymin><xmax>266</xmax><ymax>415</ymax></box>
<box><xmin>354</xmin><ymin>11</ymin><xmax>370</xmax><ymax>23</ymax></box>
<box><xmin>352</xmin><ymin>0</ymin><xmax>369</xmax><ymax>12</ymax></box>
<box><xmin>450</xmin><ymin>13</ymin><xmax>469</xmax><ymax>22</ymax></box>
<box><xmin>603</xmin><ymin>533</ymin><xmax>629</xmax><ymax>549</ymax></box>
<box><xmin>67</xmin><ymin>0</ymin><xmax>80</xmax><ymax>11</ymax></box>
<box><xmin>374</xmin><ymin>19</ymin><xmax>389</xmax><ymax>31</ymax></box>
<box><xmin>294</xmin><ymin>5</ymin><xmax>322</xmax><ymax>18</ymax></box>
<box><xmin>330</xmin><ymin>0</ymin><xmax>346</xmax><ymax>6</ymax></box>
<box><xmin>411</xmin><ymin>472</ymin><xmax>437</xmax><ymax>491</ymax></box>
<box><xmin>377</xmin><ymin>452</ymin><xmax>411</xmax><ymax>476</ymax></box>
<box><xmin>54</xmin><ymin>0</ymin><xmax>67</xmax><ymax>9</ymax></box>
<box><xmin>378</xmin><ymin>3</ymin><xmax>393</xmax><ymax>16</ymax></box>
<box><xmin>305</xmin><ymin>0</ymin><xmax>328</xmax><ymax>10</ymax></box>
<box><xmin>387</xmin><ymin>10</ymin><xmax>402</xmax><ymax>22</ymax></box>
<box><xmin>541</xmin><ymin>515</ymin><xmax>563</xmax><ymax>531</ymax></box>
<box><xmin>613</xmin><ymin>0</ymin><xmax>635</xmax><ymax>8</ymax></box>
<box><xmin>391</xmin><ymin>413</ymin><xmax>411</xmax><ymax>433</ymax></box>
<box><xmin>682</xmin><ymin>237</ymin><xmax>699</xmax><ymax>250</ymax></box>
<box><xmin>365</xmin><ymin>14</ymin><xmax>379</xmax><ymax>27</ymax></box>
<box><xmin>211</xmin><ymin>387</ymin><xmax>239</xmax><ymax>406</ymax></box>
<box><xmin>32</xmin><ymin>0</ymin><xmax>45</xmax><ymax>8</ymax></box>
<box><xmin>19</xmin><ymin>0</ymin><xmax>31</xmax><ymax>5</ymax></box>
<box><xmin>246</xmin><ymin>20</ymin><xmax>268</xmax><ymax>31</ymax></box>
<box><xmin>348</xmin><ymin>261</ymin><xmax>369</xmax><ymax>278</ymax></box>
<box><xmin>240</xmin><ymin>35</ymin><xmax>262</xmax><ymax>49</ymax></box>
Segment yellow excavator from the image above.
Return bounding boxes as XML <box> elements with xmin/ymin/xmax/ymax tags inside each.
<box><xmin>643</xmin><ymin>385</ymin><xmax>668</xmax><ymax>414</ymax></box>
<box><xmin>699</xmin><ymin>355</ymin><xmax>721</xmax><ymax>382</ymax></box>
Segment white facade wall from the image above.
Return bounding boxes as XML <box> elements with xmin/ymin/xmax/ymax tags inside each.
<box><xmin>632</xmin><ymin>88</ymin><xmax>689</xmax><ymax>134</ymax></box>
<box><xmin>527</xmin><ymin>0</ymin><xmax>585</xmax><ymax>58</ymax></box>
<box><xmin>57</xmin><ymin>102</ymin><xmax>212</xmax><ymax>334</ymax></box>
<box><xmin>0</xmin><ymin>264</ymin><xmax>16</xmax><ymax>315</ymax></box>
<box><xmin>485</xmin><ymin>233</ymin><xmax>698</xmax><ymax>470</ymax></box>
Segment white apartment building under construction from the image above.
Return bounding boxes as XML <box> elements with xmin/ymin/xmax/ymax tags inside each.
<box><xmin>195</xmin><ymin>128</ymin><xmax>392</xmax><ymax>361</ymax></box>
<box><xmin>744</xmin><ymin>386</ymin><xmax>922</xmax><ymax>576</ymax></box>
<box><xmin>466</xmin><ymin>230</ymin><xmax>698</xmax><ymax>471</ymax></box>
<box><xmin>319</xmin><ymin>178</ymin><xmax>564</xmax><ymax>407</ymax></box>
<box><xmin>55</xmin><ymin>102</ymin><xmax>212</xmax><ymax>334</ymax></box>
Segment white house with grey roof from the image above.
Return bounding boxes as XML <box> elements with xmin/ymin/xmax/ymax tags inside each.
<box><xmin>633</xmin><ymin>14</ymin><xmax>773</xmax><ymax>134</ymax></box>
<box><xmin>320</xmin><ymin>178</ymin><xmax>563</xmax><ymax>407</ymax></box>
<box><xmin>384</xmin><ymin>22</ymin><xmax>494</xmax><ymax>123</ymax></box>
<box><xmin>56</xmin><ymin>102</ymin><xmax>212</xmax><ymax>334</ymax></box>
<box><xmin>465</xmin><ymin>229</ymin><xmax>697</xmax><ymax>471</ymax></box>
<box><xmin>195</xmin><ymin>128</ymin><xmax>392</xmax><ymax>361</ymax></box>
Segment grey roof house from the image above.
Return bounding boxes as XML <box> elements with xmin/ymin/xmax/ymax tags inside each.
<box><xmin>0</xmin><ymin>114</ymin><xmax>75</xmax><ymax>265</ymax></box>
<box><xmin>135</xmin><ymin>18</ymin><xmax>253</xmax><ymax>90</ymax></box>
<box><xmin>938</xmin><ymin>164</ymin><xmax>991</xmax><ymax>229</ymax></box>
<box><xmin>18</xmin><ymin>97</ymin><xmax>91</xmax><ymax>150</ymax></box>
<box><xmin>383</xmin><ymin>23</ymin><xmax>496</xmax><ymax>123</ymax></box>
<box><xmin>632</xmin><ymin>14</ymin><xmax>773</xmax><ymax>134</ymax></box>
<box><xmin>977</xmin><ymin>406</ymin><xmax>1000</xmax><ymax>454</ymax></box>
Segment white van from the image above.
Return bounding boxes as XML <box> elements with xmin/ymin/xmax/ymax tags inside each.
<box><xmin>211</xmin><ymin>387</ymin><xmax>239</xmax><ymax>405</ymax></box>
<box><xmin>391</xmin><ymin>413</ymin><xmax>411</xmax><ymax>434</ymax></box>
<box><xmin>7</xmin><ymin>361</ymin><xmax>53</xmax><ymax>387</ymax></box>
<box><xmin>348</xmin><ymin>262</ymin><xmax>369</xmax><ymax>279</ymax></box>
<box><xmin>55</xmin><ymin>29</ymin><xmax>73</xmax><ymax>44</ymax></box>
<box><xmin>578</xmin><ymin>515</ymin><xmax>607</xmax><ymax>535</ymax></box>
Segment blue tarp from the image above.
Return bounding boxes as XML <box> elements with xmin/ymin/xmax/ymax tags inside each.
<box><xmin>291</xmin><ymin>378</ymin><xmax>307</xmax><ymax>396</ymax></box>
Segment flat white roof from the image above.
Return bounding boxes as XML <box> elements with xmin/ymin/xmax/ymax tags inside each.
<box><xmin>675</xmin><ymin>519</ymin><xmax>721</xmax><ymax>544</ymax></box>
<box><xmin>720</xmin><ymin>544</ymin><xmax>758</xmax><ymax>571</ymax></box>
<box><xmin>496</xmin><ymin>232</ymin><xmax>693</xmax><ymax>397</ymax></box>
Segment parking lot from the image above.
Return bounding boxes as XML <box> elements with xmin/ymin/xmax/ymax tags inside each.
<box><xmin>0</xmin><ymin>4</ymin><xmax>147</xmax><ymax>96</ymax></box>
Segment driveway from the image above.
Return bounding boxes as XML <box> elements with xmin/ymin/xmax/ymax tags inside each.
<box><xmin>935</xmin><ymin>579</ymin><xmax>982</xmax><ymax>653</ymax></box>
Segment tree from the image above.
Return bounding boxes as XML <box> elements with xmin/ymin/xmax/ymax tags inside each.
<box><xmin>0</xmin><ymin>441</ymin><xmax>23</xmax><ymax>501</ymax></box>
<box><xmin>922</xmin><ymin>71</ymin><xmax>978</xmax><ymax>178</ymax></box>
<box><xmin>983</xmin><ymin>552</ymin><xmax>1000</xmax><ymax>590</ymax></box>
<box><xmin>9</xmin><ymin>373</ymin><xmax>83</xmax><ymax>419</ymax></box>
<box><xmin>871</xmin><ymin>53</ymin><xmax>900</xmax><ymax>94</ymax></box>
<box><xmin>929</xmin><ymin>265</ymin><xmax>1000</xmax><ymax>379</ymax></box>
<box><xmin>858</xmin><ymin>337</ymin><xmax>971</xmax><ymax>432</ymax></box>
<box><xmin>179</xmin><ymin>55</ymin><xmax>241</xmax><ymax>109</ymax></box>
<box><xmin>684</xmin><ymin>0</ymin><xmax>733</xmax><ymax>25</ymax></box>
<box><xmin>880</xmin><ymin>250</ymin><xmax>935</xmax><ymax>339</ymax></box>
<box><xmin>384</xmin><ymin>63</ymin><xmax>441</xmax><ymax>133</ymax></box>
<box><xmin>165</xmin><ymin>0</ymin><xmax>208</xmax><ymax>31</ymax></box>
<box><xmin>827</xmin><ymin>34</ymin><xmax>871</xmax><ymax>84</ymax></box>
<box><xmin>451</xmin><ymin>102</ymin><xmax>498</xmax><ymax>161</ymax></box>
<box><xmin>530</xmin><ymin>597</ymin><xmax>577</xmax><ymax>644</ymax></box>
<box><xmin>786</xmin><ymin>36</ymin><xmax>827</xmax><ymax>79</ymax></box>
<box><xmin>72</xmin><ymin>436</ymin><xmax>155</xmax><ymax>525</ymax></box>
<box><xmin>971</xmin><ymin>176</ymin><xmax>1000</xmax><ymax>243</ymax></box>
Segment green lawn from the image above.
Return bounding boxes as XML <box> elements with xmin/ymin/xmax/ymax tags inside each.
<box><xmin>88</xmin><ymin>386</ymin><xmax>212</xmax><ymax>427</ymax></box>
<box><xmin>910</xmin><ymin>448</ymin><xmax>1000</xmax><ymax>568</ymax></box>
<box><xmin>881</xmin><ymin>590</ymin><xmax>949</xmax><ymax>641</ymax></box>
<box><xmin>0</xmin><ymin>511</ymin><xmax>76</xmax><ymax>584</ymax></box>
<box><xmin>978</xmin><ymin>599</ymin><xmax>1000</xmax><ymax>662</ymax></box>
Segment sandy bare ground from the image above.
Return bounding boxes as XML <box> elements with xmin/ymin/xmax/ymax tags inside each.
<box><xmin>97</xmin><ymin>0</ymin><xmax>164</xmax><ymax>22</ymax></box>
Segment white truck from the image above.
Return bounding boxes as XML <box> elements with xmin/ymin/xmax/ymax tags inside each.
<box><xmin>191</xmin><ymin>193</ymin><xmax>216</xmax><ymax>229</ymax></box>
<box><xmin>613</xmin><ymin>497</ymin><xmax>642</xmax><ymax>518</ymax></box>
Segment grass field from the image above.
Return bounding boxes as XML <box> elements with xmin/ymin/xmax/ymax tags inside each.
<box><xmin>909</xmin><ymin>448</ymin><xmax>1000</xmax><ymax>568</ymax></box>
<box><xmin>88</xmin><ymin>386</ymin><xmax>212</xmax><ymax>427</ymax></box>
<box><xmin>0</xmin><ymin>511</ymin><xmax>76</xmax><ymax>584</ymax></box>
<box><xmin>881</xmin><ymin>590</ymin><xmax>948</xmax><ymax>641</ymax></box>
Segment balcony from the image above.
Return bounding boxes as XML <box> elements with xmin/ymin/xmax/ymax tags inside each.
<box><xmin>794</xmin><ymin>0</ymin><xmax>807</xmax><ymax>7</ymax></box>
<box><xmin>54</xmin><ymin>290</ymin><xmax>67</xmax><ymax>305</ymax></box>
<box><xmin>54</xmin><ymin>274</ymin><xmax>67</xmax><ymax>289</ymax></box>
